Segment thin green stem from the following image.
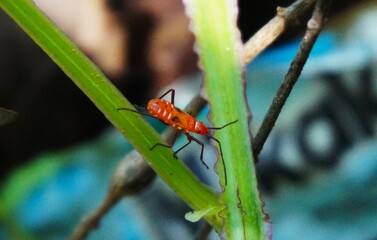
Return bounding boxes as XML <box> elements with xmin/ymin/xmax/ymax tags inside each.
<box><xmin>184</xmin><ymin>0</ymin><xmax>265</xmax><ymax>239</ymax></box>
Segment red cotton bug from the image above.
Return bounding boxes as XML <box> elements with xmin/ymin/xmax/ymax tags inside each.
<box><xmin>118</xmin><ymin>89</ymin><xmax>237</xmax><ymax>184</ymax></box>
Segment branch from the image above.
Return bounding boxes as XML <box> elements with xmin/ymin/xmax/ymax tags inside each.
<box><xmin>69</xmin><ymin>190</ymin><xmax>121</xmax><ymax>240</ymax></box>
<box><xmin>243</xmin><ymin>0</ymin><xmax>316</xmax><ymax>64</ymax></box>
<box><xmin>252</xmin><ymin>0</ymin><xmax>333</xmax><ymax>157</ymax></box>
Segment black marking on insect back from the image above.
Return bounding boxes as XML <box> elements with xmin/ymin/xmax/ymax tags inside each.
<box><xmin>171</xmin><ymin>116</ymin><xmax>180</xmax><ymax>123</ymax></box>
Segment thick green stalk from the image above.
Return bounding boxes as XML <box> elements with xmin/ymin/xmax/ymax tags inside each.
<box><xmin>184</xmin><ymin>0</ymin><xmax>265</xmax><ymax>238</ymax></box>
<box><xmin>0</xmin><ymin>0</ymin><xmax>223</xmax><ymax>228</ymax></box>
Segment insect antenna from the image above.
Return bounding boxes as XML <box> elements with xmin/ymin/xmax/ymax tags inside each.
<box><xmin>117</xmin><ymin>105</ymin><xmax>160</xmax><ymax>120</ymax></box>
<box><xmin>158</xmin><ymin>89</ymin><xmax>175</xmax><ymax>104</ymax></box>
<box><xmin>207</xmin><ymin>119</ymin><xmax>238</xmax><ymax>130</ymax></box>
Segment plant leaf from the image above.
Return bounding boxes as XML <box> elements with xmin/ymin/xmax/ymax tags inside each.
<box><xmin>185</xmin><ymin>206</ymin><xmax>222</xmax><ymax>222</ymax></box>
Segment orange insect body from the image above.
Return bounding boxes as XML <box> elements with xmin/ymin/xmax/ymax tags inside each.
<box><xmin>147</xmin><ymin>99</ymin><xmax>208</xmax><ymax>135</ymax></box>
<box><xmin>118</xmin><ymin>89</ymin><xmax>237</xmax><ymax>185</ymax></box>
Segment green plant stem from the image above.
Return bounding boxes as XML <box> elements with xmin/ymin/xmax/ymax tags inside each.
<box><xmin>184</xmin><ymin>0</ymin><xmax>265</xmax><ymax>239</ymax></box>
<box><xmin>0</xmin><ymin>0</ymin><xmax>223</xmax><ymax>228</ymax></box>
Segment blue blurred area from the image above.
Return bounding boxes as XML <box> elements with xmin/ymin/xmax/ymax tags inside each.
<box><xmin>246</xmin><ymin>9</ymin><xmax>377</xmax><ymax>240</ymax></box>
<box><xmin>1</xmin><ymin>7</ymin><xmax>377</xmax><ymax>240</ymax></box>
<box><xmin>248</xmin><ymin>33</ymin><xmax>337</xmax><ymax>73</ymax></box>
<box><xmin>0</xmin><ymin>129</ymin><xmax>146</xmax><ymax>239</ymax></box>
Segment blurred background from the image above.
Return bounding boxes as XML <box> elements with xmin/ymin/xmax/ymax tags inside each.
<box><xmin>0</xmin><ymin>0</ymin><xmax>376</xmax><ymax>239</ymax></box>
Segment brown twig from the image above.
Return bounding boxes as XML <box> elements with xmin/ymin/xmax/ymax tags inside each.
<box><xmin>243</xmin><ymin>0</ymin><xmax>316</xmax><ymax>64</ymax></box>
<box><xmin>69</xmin><ymin>149</ymin><xmax>157</xmax><ymax>240</ymax></box>
<box><xmin>69</xmin><ymin>190</ymin><xmax>122</xmax><ymax>240</ymax></box>
<box><xmin>252</xmin><ymin>0</ymin><xmax>333</xmax><ymax>157</ymax></box>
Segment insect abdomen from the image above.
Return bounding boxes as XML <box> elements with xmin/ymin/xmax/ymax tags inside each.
<box><xmin>147</xmin><ymin>98</ymin><xmax>208</xmax><ymax>135</ymax></box>
<box><xmin>147</xmin><ymin>99</ymin><xmax>174</xmax><ymax>123</ymax></box>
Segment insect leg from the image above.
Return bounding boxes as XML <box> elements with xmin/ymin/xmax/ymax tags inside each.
<box><xmin>175</xmin><ymin>133</ymin><xmax>209</xmax><ymax>169</ymax></box>
<box><xmin>207</xmin><ymin>119</ymin><xmax>238</xmax><ymax>130</ymax></box>
<box><xmin>208</xmin><ymin>135</ymin><xmax>227</xmax><ymax>185</ymax></box>
<box><xmin>172</xmin><ymin>137</ymin><xmax>192</xmax><ymax>158</ymax></box>
<box><xmin>158</xmin><ymin>89</ymin><xmax>175</xmax><ymax>104</ymax></box>
<box><xmin>150</xmin><ymin>128</ymin><xmax>179</xmax><ymax>151</ymax></box>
